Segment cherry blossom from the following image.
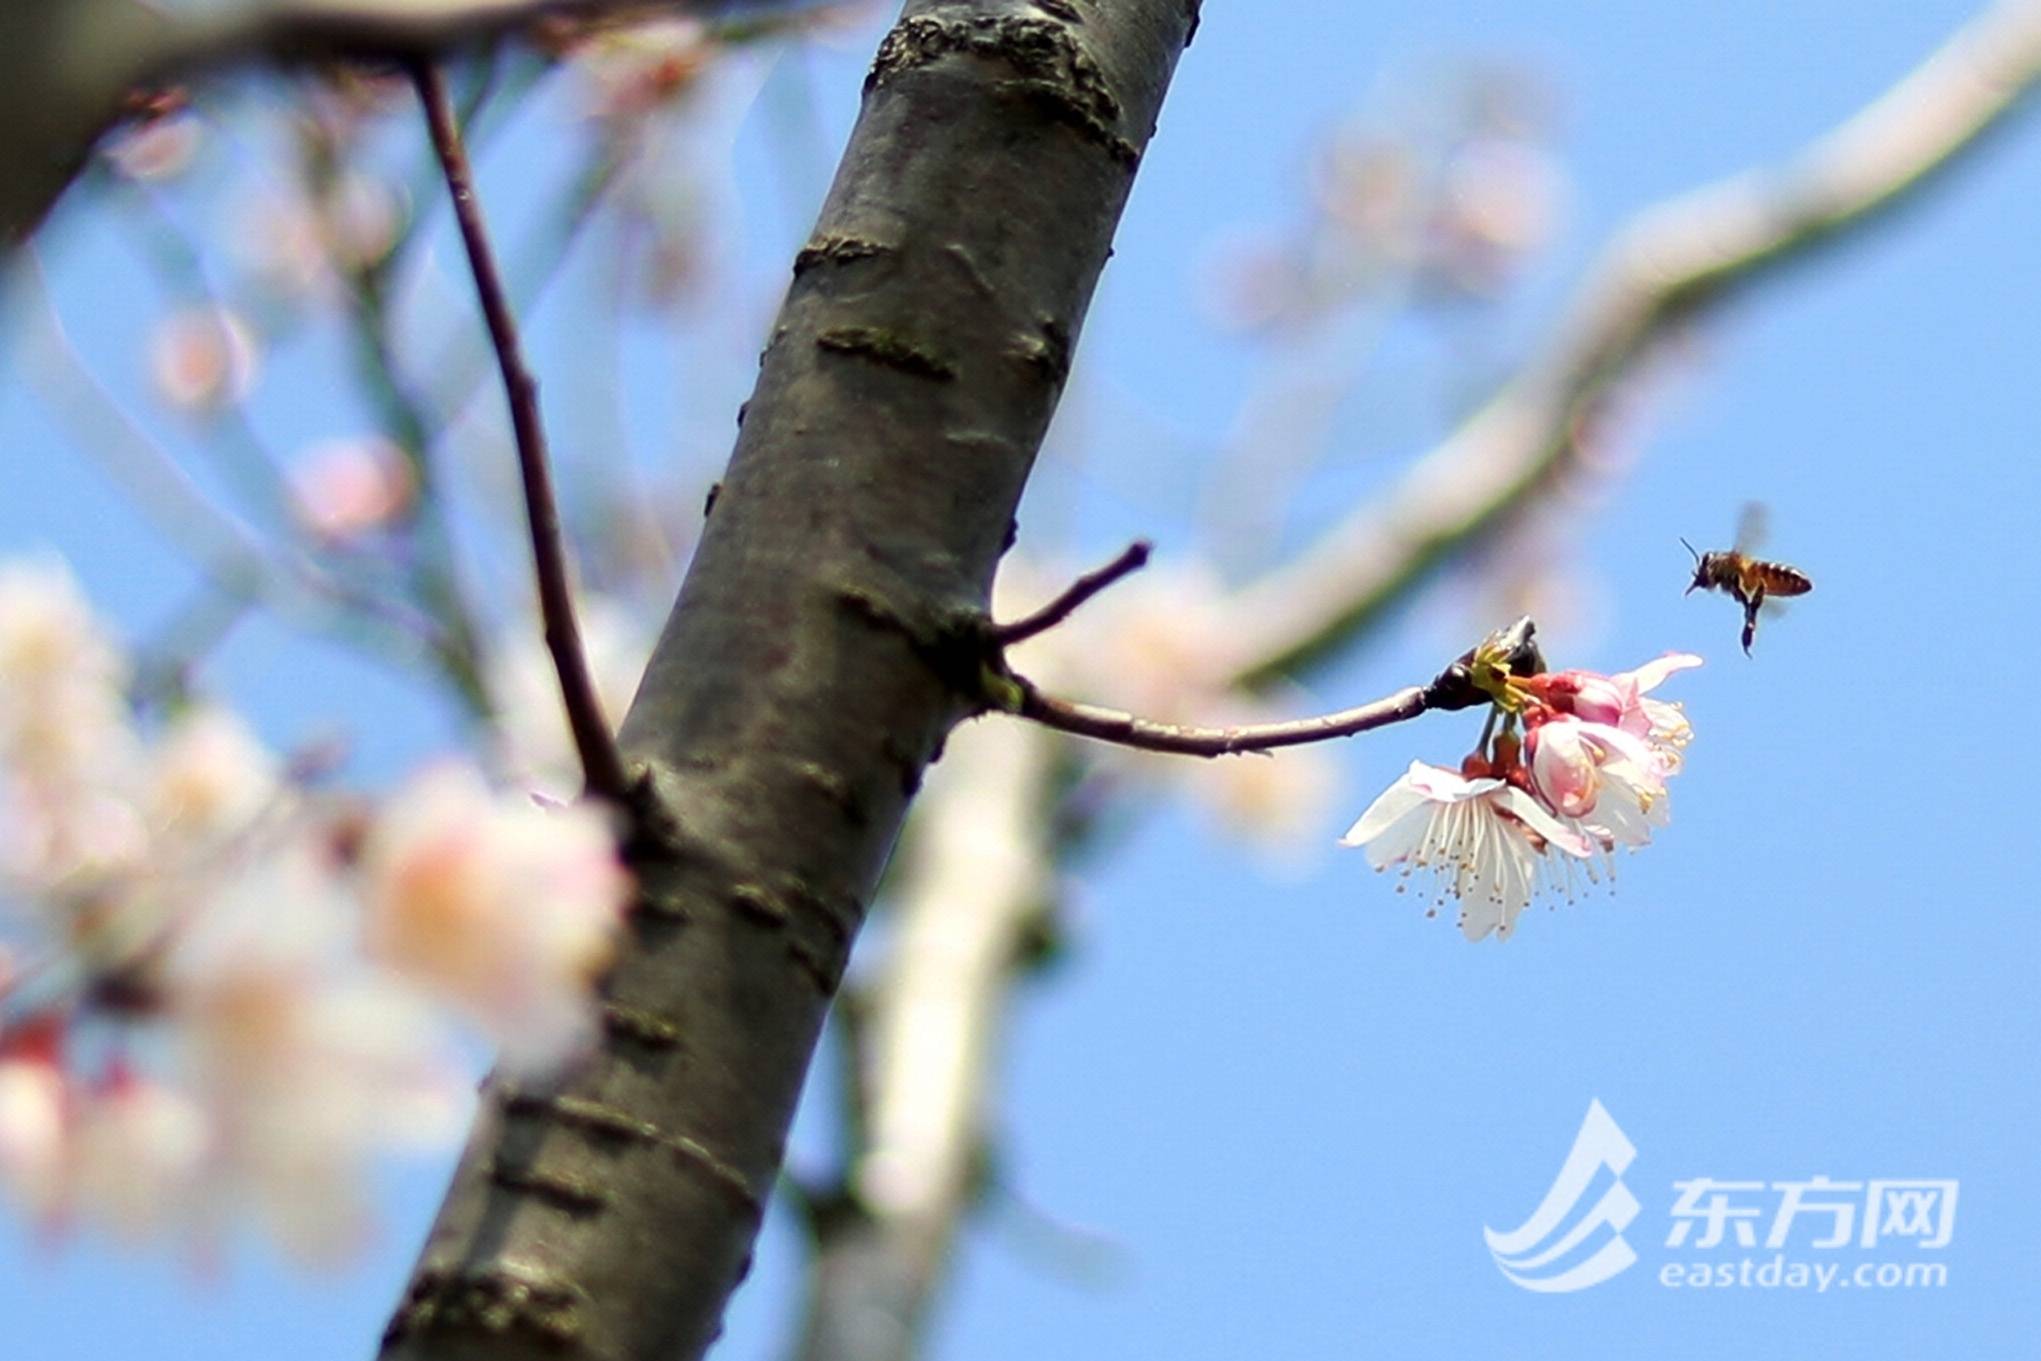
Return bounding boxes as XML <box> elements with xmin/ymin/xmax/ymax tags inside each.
<box><xmin>1340</xmin><ymin>759</ymin><xmax>1596</xmax><ymax>942</ymax></box>
<box><xmin>1343</xmin><ymin>642</ymin><xmax>1700</xmax><ymax>940</ymax></box>
<box><xmin>147</xmin><ymin>307</ymin><xmax>260</xmax><ymax>414</ymax></box>
<box><xmin>1518</xmin><ymin>652</ymin><xmax>1700</xmax><ymax>767</ymax></box>
<box><xmin>67</xmin><ymin>1068</ymin><xmax>210</xmax><ymax>1243</ymax></box>
<box><xmin>361</xmin><ymin>765</ymin><xmax>632</xmax><ymax>1073</ymax></box>
<box><xmin>1523</xmin><ymin>717</ymin><xmax>1671</xmax><ymax>847</ymax></box>
<box><xmin>288</xmin><ymin>436</ymin><xmax>417</xmax><ymax>542</ymax></box>
<box><xmin>0</xmin><ymin>556</ymin><xmax>634</xmax><ymax>1259</ymax></box>
<box><xmin>0</xmin><ymin>1023</ymin><xmax>67</xmax><ymax>1224</ymax></box>
<box><xmin>0</xmin><ymin>560</ymin><xmax>145</xmax><ymax>893</ymax></box>
<box><xmin>103</xmin><ymin>110</ymin><xmax>203</xmax><ymax>183</ymax></box>
<box><xmin>566</xmin><ymin>17</ymin><xmax>719</xmax><ymax>120</ymax></box>
<box><xmin>145</xmin><ymin>706</ymin><xmax>282</xmax><ymax>852</ymax></box>
<box><xmin>154</xmin><ymin>836</ymin><xmax>471</xmax><ymax>1261</ymax></box>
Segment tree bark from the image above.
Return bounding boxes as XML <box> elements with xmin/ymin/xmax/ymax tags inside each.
<box><xmin>378</xmin><ymin>4</ymin><xmax>1198</xmax><ymax>1360</ymax></box>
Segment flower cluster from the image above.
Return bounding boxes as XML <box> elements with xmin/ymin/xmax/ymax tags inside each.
<box><xmin>1341</xmin><ymin>647</ymin><xmax>1699</xmax><ymax>941</ymax></box>
<box><xmin>0</xmin><ymin>560</ymin><xmax>632</xmax><ymax>1259</ymax></box>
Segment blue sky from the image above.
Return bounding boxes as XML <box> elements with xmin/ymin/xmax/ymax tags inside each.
<box><xmin>4</xmin><ymin>1</ymin><xmax>2039</xmax><ymax>1357</ymax></box>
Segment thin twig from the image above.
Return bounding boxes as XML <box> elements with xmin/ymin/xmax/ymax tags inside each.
<box><xmin>415</xmin><ymin>60</ymin><xmax>630</xmax><ymax>803</ymax></box>
<box><xmin>1215</xmin><ymin>0</ymin><xmax>2041</xmax><ymax>688</ymax></box>
<box><xmin>991</xmin><ymin>539</ymin><xmax>1151</xmax><ymax>646</ymax></box>
<box><xmin>1013</xmin><ymin>680</ymin><xmax>1429</xmax><ymax>757</ymax></box>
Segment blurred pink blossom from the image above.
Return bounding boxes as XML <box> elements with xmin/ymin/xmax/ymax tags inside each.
<box><xmin>362</xmin><ymin>765</ymin><xmax>631</xmax><ymax>1073</ymax></box>
<box><xmin>147</xmin><ymin>307</ymin><xmax>260</xmax><ymax>414</ymax></box>
<box><xmin>288</xmin><ymin>436</ymin><xmax>416</xmax><ymax>542</ymax></box>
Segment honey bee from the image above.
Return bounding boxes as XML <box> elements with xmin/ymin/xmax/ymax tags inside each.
<box><xmin>1682</xmin><ymin>503</ymin><xmax>1813</xmax><ymax>655</ymax></box>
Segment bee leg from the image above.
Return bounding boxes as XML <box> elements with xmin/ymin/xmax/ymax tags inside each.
<box><xmin>1740</xmin><ymin>584</ymin><xmax>1765</xmax><ymax>655</ymax></box>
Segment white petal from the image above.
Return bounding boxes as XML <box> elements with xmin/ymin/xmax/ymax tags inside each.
<box><xmin>1337</xmin><ymin>763</ymin><xmax>1435</xmax><ymax>846</ymax></box>
<box><xmin>1408</xmin><ymin>763</ymin><xmax>1500</xmax><ymax>802</ymax></box>
<box><xmin>1624</xmin><ymin>652</ymin><xmax>1703</xmax><ymax>693</ymax></box>
<box><xmin>1493</xmin><ymin>784</ymin><xmax>1595</xmax><ymax>858</ymax></box>
<box><xmin>1355</xmin><ymin>809</ymin><xmax>1429</xmax><ymax>870</ymax></box>
<box><xmin>1461</xmin><ymin>898</ymin><xmax>1503</xmax><ymax>942</ymax></box>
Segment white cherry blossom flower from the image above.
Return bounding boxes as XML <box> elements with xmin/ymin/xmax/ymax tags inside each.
<box><xmin>0</xmin><ymin>560</ymin><xmax>145</xmax><ymax>893</ymax></box>
<box><xmin>360</xmin><ymin>765</ymin><xmax>631</xmax><ymax>1073</ymax></box>
<box><xmin>68</xmin><ymin>1070</ymin><xmax>210</xmax><ymax>1242</ymax></box>
<box><xmin>145</xmin><ymin>706</ymin><xmax>281</xmax><ymax>851</ymax></box>
<box><xmin>1340</xmin><ymin>760</ymin><xmax>1595</xmax><ymax>942</ymax></box>
<box><xmin>162</xmin><ymin>838</ymin><xmax>470</xmax><ymax>1262</ymax></box>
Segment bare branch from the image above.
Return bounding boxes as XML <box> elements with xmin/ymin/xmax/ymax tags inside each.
<box><xmin>1013</xmin><ymin>681</ymin><xmax>1430</xmax><ymax>757</ymax></box>
<box><xmin>1215</xmin><ymin>0</ymin><xmax>2041</xmax><ymax>687</ymax></box>
<box><xmin>415</xmin><ymin>60</ymin><xmax>629</xmax><ymax>803</ymax></box>
<box><xmin>990</xmin><ymin>539</ymin><xmax>1151</xmax><ymax>646</ymax></box>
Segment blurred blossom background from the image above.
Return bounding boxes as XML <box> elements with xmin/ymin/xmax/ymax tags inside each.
<box><xmin>1</xmin><ymin>1</ymin><xmax>2038</xmax><ymax>1358</ymax></box>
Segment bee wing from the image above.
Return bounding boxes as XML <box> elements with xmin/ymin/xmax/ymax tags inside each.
<box><xmin>1733</xmin><ymin>501</ymin><xmax>1770</xmax><ymax>556</ymax></box>
<box><xmin>1760</xmin><ymin>596</ymin><xmax>1794</xmax><ymax>618</ymax></box>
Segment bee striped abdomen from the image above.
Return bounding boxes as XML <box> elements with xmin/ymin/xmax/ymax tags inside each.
<box><xmin>1749</xmin><ymin>561</ymin><xmax>1813</xmax><ymax>597</ymax></box>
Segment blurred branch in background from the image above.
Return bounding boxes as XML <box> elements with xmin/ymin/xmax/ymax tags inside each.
<box><xmin>6</xmin><ymin>3</ymin><xmax>838</xmax><ymax>729</ymax></box>
<box><xmin>790</xmin><ymin>5</ymin><xmax>2041</xmax><ymax>1359</ymax></box>
<box><xmin>10</xmin><ymin>255</ymin><xmax>449</xmax><ymax>674</ymax></box>
<box><xmin>1214</xmin><ymin>0</ymin><xmax>2041</xmax><ymax>688</ymax></box>
<box><xmin>794</xmin><ymin>714</ymin><xmax>1061</xmax><ymax>1361</ymax></box>
<box><xmin>0</xmin><ymin>0</ymin><xmax>829</xmax><ymax>245</ymax></box>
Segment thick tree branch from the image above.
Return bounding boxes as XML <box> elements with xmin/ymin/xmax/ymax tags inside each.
<box><xmin>379</xmin><ymin>6</ymin><xmax>1197</xmax><ymax>1361</ymax></box>
<box><xmin>1213</xmin><ymin>0</ymin><xmax>2041</xmax><ymax>687</ymax></box>
<box><xmin>416</xmin><ymin>60</ymin><xmax>630</xmax><ymax>803</ymax></box>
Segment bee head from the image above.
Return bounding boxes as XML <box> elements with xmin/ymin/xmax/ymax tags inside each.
<box><xmin>1679</xmin><ymin>537</ymin><xmax>1706</xmax><ymax>594</ymax></box>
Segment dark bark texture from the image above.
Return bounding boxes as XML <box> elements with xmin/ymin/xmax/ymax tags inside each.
<box><xmin>379</xmin><ymin>3</ymin><xmax>1196</xmax><ymax>1360</ymax></box>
